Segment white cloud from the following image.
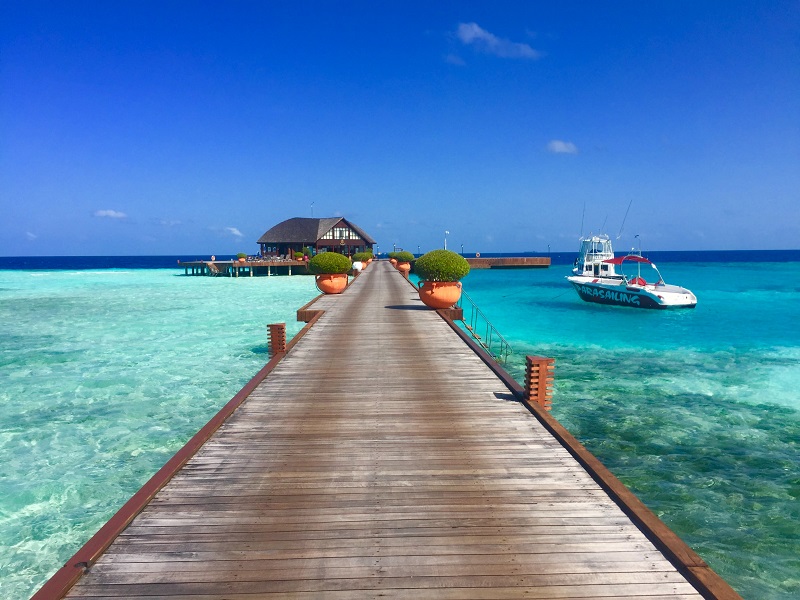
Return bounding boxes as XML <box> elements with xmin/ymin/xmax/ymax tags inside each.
<box><xmin>94</xmin><ymin>209</ymin><xmax>127</xmax><ymax>219</ymax></box>
<box><xmin>445</xmin><ymin>53</ymin><xmax>466</xmax><ymax>66</ymax></box>
<box><xmin>225</xmin><ymin>227</ymin><xmax>243</xmax><ymax>237</ymax></box>
<box><xmin>456</xmin><ymin>22</ymin><xmax>541</xmax><ymax>59</ymax></box>
<box><xmin>26</xmin><ymin>231</ymin><xmax>37</xmax><ymax>240</ymax></box>
<box><xmin>547</xmin><ymin>140</ymin><xmax>578</xmax><ymax>154</ymax></box>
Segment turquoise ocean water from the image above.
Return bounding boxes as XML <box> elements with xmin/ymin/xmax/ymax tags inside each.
<box><xmin>1</xmin><ymin>256</ymin><xmax>798</xmax><ymax>599</ymax></box>
<box><xmin>456</xmin><ymin>258</ymin><xmax>800</xmax><ymax>599</ymax></box>
<box><xmin>0</xmin><ymin>267</ymin><xmax>320</xmax><ymax>599</ymax></box>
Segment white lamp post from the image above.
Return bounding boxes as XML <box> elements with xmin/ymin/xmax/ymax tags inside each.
<box><xmin>444</xmin><ymin>230</ymin><xmax>449</xmax><ymax>250</ymax></box>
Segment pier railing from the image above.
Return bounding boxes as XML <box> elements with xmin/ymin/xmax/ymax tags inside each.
<box><xmin>456</xmin><ymin>289</ymin><xmax>513</xmax><ymax>363</ymax></box>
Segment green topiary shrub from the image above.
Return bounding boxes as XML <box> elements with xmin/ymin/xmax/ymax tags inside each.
<box><xmin>352</xmin><ymin>251</ymin><xmax>372</xmax><ymax>262</ymax></box>
<box><xmin>413</xmin><ymin>249</ymin><xmax>470</xmax><ymax>282</ymax></box>
<box><xmin>294</xmin><ymin>251</ymin><xmax>304</xmax><ymax>260</ymax></box>
<box><xmin>308</xmin><ymin>252</ymin><xmax>352</xmax><ymax>274</ymax></box>
<box><xmin>394</xmin><ymin>251</ymin><xmax>415</xmax><ymax>263</ymax></box>
<box><xmin>236</xmin><ymin>252</ymin><xmax>247</xmax><ymax>259</ymax></box>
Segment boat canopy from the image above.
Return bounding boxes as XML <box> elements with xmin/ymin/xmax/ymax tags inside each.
<box><xmin>603</xmin><ymin>255</ymin><xmax>652</xmax><ymax>265</ymax></box>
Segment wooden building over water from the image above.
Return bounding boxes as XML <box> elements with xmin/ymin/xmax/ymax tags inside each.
<box><xmin>257</xmin><ymin>217</ymin><xmax>376</xmax><ymax>258</ymax></box>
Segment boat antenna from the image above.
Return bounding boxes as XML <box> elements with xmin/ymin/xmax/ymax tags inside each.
<box><xmin>600</xmin><ymin>215</ymin><xmax>608</xmax><ymax>233</ymax></box>
<box><xmin>616</xmin><ymin>198</ymin><xmax>633</xmax><ymax>239</ymax></box>
<box><xmin>579</xmin><ymin>201</ymin><xmax>585</xmax><ymax>238</ymax></box>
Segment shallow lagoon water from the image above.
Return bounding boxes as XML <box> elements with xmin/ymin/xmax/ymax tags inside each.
<box><xmin>0</xmin><ymin>269</ymin><xmax>319</xmax><ymax>598</ymax></box>
<box><xmin>1</xmin><ymin>260</ymin><xmax>798</xmax><ymax>599</ymax></box>
<box><xmin>458</xmin><ymin>261</ymin><xmax>800</xmax><ymax>599</ymax></box>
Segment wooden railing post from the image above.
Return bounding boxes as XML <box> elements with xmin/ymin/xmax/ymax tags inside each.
<box><xmin>524</xmin><ymin>355</ymin><xmax>555</xmax><ymax>411</ymax></box>
<box><xmin>267</xmin><ymin>323</ymin><xmax>287</xmax><ymax>356</ymax></box>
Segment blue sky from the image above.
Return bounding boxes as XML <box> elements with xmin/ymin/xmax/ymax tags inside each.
<box><xmin>2</xmin><ymin>1</ymin><xmax>798</xmax><ymax>255</ymax></box>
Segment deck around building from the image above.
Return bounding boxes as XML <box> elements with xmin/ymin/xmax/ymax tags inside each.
<box><xmin>43</xmin><ymin>261</ymin><xmax>738</xmax><ymax>599</ymax></box>
<box><xmin>179</xmin><ymin>259</ymin><xmax>307</xmax><ymax>277</ymax></box>
<box><xmin>179</xmin><ymin>256</ymin><xmax>550</xmax><ymax>277</ymax></box>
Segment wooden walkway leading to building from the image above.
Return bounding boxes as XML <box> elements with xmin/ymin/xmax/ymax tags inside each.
<box><xmin>42</xmin><ymin>261</ymin><xmax>739</xmax><ymax>599</ymax></box>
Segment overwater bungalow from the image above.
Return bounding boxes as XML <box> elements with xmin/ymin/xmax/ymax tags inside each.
<box><xmin>257</xmin><ymin>217</ymin><xmax>375</xmax><ymax>258</ymax></box>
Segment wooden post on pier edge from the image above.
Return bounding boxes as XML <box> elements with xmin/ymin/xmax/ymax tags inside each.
<box><xmin>267</xmin><ymin>323</ymin><xmax>287</xmax><ymax>356</ymax></box>
<box><xmin>525</xmin><ymin>355</ymin><xmax>555</xmax><ymax>411</ymax></box>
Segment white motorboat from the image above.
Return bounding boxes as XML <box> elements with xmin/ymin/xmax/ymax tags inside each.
<box><xmin>566</xmin><ymin>235</ymin><xmax>697</xmax><ymax>309</ymax></box>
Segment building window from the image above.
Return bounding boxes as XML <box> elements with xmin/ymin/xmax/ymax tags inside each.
<box><xmin>322</xmin><ymin>226</ymin><xmax>361</xmax><ymax>240</ymax></box>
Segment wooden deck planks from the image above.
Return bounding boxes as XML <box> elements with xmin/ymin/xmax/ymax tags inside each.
<box><xmin>64</xmin><ymin>262</ymin><xmax>705</xmax><ymax>599</ymax></box>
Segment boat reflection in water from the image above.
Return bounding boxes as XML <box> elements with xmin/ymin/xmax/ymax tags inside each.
<box><xmin>567</xmin><ymin>235</ymin><xmax>697</xmax><ymax>309</ymax></box>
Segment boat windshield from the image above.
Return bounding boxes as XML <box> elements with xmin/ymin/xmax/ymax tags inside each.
<box><xmin>579</xmin><ymin>236</ymin><xmax>613</xmax><ymax>260</ymax></box>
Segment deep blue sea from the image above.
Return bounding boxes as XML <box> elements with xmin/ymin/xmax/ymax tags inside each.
<box><xmin>1</xmin><ymin>251</ymin><xmax>798</xmax><ymax>599</ymax></box>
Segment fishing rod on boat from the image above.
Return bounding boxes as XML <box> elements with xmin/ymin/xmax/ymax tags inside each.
<box><xmin>616</xmin><ymin>198</ymin><xmax>634</xmax><ymax>239</ymax></box>
<box><xmin>579</xmin><ymin>201</ymin><xmax>586</xmax><ymax>238</ymax></box>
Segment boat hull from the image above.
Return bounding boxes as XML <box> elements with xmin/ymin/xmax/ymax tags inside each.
<box><xmin>568</xmin><ymin>278</ymin><xmax>696</xmax><ymax>309</ymax></box>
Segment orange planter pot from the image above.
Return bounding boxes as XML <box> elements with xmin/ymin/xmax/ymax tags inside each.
<box><xmin>389</xmin><ymin>258</ymin><xmax>398</xmax><ymax>266</ymax></box>
<box><xmin>396</xmin><ymin>261</ymin><xmax>411</xmax><ymax>275</ymax></box>
<box><xmin>417</xmin><ymin>281</ymin><xmax>462</xmax><ymax>309</ymax></box>
<box><xmin>315</xmin><ymin>274</ymin><xmax>348</xmax><ymax>294</ymax></box>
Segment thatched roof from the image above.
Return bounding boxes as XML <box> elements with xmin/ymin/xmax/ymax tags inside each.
<box><xmin>257</xmin><ymin>217</ymin><xmax>376</xmax><ymax>245</ymax></box>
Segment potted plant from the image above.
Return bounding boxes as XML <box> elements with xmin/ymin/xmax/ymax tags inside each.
<box><xmin>388</xmin><ymin>251</ymin><xmax>398</xmax><ymax>267</ymax></box>
<box><xmin>393</xmin><ymin>251</ymin><xmax>415</xmax><ymax>276</ymax></box>
<box><xmin>413</xmin><ymin>249</ymin><xmax>470</xmax><ymax>309</ymax></box>
<box><xmin>352</xmin><ymin>251</ymin><xmax>371</xmax><ymax>272</ymax></box>
<box><xmin>294</xmin><ymin>251</ymin><xmax>304</xmax><ymax>261</ymax></box>
<box><xmin>308</xmin><ymin>252</ymin><xmax>352</xmax><ymax>294</ymax></box>
<box><xmin>236</xmin><ymin>252</ymin><xmax>247</xmax><ymax>263</ymax></box>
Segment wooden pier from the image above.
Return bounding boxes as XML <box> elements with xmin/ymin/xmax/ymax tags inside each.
<box><xmin>465</xmin><ymin>256</ymin><xmax>550</xmax><ymax>269</ymax></box>
<box><xmin>37</xmin><ymin>261</ymin><xmax>739</xmax><ymax>599</ymax></box>
<box><xmin>179</xmin><ymin>256</ymin><xmax>550</xmax><ymax>277</ymax></box>
<box><xmin>179</xmin><ymin>259</ymin><xmax>307</xmax><ymax>277</ymax></box>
